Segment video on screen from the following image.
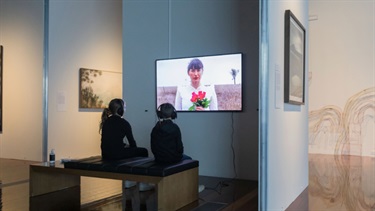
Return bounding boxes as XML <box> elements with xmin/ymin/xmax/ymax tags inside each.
<box><xmin>156</xmin><ymin>53</ymin><xmax>243</xmax><ymax>112</ymax></box>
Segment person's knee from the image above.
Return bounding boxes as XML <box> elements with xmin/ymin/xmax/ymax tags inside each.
<box><xmin>141</xmin><ymin>148</ymin><xmax>149</xmax><ymax>157</ymax></box>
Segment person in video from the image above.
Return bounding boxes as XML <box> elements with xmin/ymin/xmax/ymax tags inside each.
<box><xmin>99</xmin><ymin>98</ymin><xmax>148</xmax><ymax>160</ymax></box>
<box><xmin>174</xmin><ymin>58</ymin><xmax>218</xmax><ymax>111</ymax></box>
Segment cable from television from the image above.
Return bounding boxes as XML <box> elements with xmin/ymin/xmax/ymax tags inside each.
<box><xmin>199</xmin><ymin>112</ymin><xmax>239</xmax><ymax>201</ymax></box>
<box><xmin>205</xmin><ymin>112</ymin><xmax>238</xmax><ymax>196</ymax></box>
<box><xmin>230</xmin><ymin>111</ymin><xmax>239</xmax><ymax>210</ymax></box>
<box><xmin>231</xmin><ymin>111</ymin><xmax>237</xmax><ymax>179</ymax></box>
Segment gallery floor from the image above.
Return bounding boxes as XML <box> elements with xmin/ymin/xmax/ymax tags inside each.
<box><xmin>0</xmin><ymin>154</ymin><xmax>374</xmax><ymax>210</ymax></box>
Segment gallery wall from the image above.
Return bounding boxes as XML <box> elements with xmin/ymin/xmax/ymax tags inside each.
<box><xmin>122</xmin><ymin>0</ymin><xmax>259</xmax><ymax>179</ymax></box>
<box><xmin>308</xmin><ymin>1</ymin><xmax>375</xmax><ymax>157</ymax></box>
<box><xmin>263</xmin><ymin>1</ymin><xmax>309</xmax><ymax>210</ymax></box>
<box><xmin>47</xmin><ymin>0</ymin><xmax>123</xmax><ymax>159</ymax></box>
<box><xmin>0</xmin><ymin>0</ymin><xmax>44</xmax><ymax>161</ymax></box>
<box><xmin>0</xmin><ymin>0</ymin><xmax>122</xmax><ymax>161</ymax></box>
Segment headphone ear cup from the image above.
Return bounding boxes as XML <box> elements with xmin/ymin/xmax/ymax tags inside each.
<box><xmin>116</xmin><ymin>99</ymin><xmax>124</xmax><ymax>116</ymax></box>
<box><xmin>157</xmin><ymin>110</ymin><xmax>162</xmax><ymax>118</ymax></box>
<box><xmin>118</xmin><ymin>106</ymin><xmax>124</xmax><ymax>116</ymax></box>
<box><xmin>171</xmin><ymin>109</ymin><xmax>177</xmax><ymax>119</ymax></box>
<box><xmin>157</xmin><ymin>105</ymin><xmax>162</xmax><ymax>118</ymax></box>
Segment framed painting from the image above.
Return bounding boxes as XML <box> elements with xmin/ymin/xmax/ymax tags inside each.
<box><xmin>284</xmin><ymin>10</ymin><xmax>306</xmax><ymax>105</ymax></box>
<box><xmin>79</xmin><ymin>68</ymin><xmax>122</xmax><ymax>109</ymax></box>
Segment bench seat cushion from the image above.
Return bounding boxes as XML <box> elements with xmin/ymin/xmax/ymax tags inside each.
<box><xmin>64</xmin><ymin>156</ymin><xmax>199</xmax><ymax>177</ymax></box>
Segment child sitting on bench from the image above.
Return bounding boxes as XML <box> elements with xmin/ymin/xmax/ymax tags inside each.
<box><xmin>99</xmin><ymin>98</ymin><xmax>152</xmax><ymax>191</ymax></box>
<box><xmin>151</xmin><ymin>103</ymin><xmax>204</xmax><ymax>192</ymax></box>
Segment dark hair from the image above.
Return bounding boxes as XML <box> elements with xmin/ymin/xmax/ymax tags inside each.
<box><xmin>157</xmin><ymin>103</ymin><xmax>177</xmax><ymax>119</ymax></box>
<box><xmin>187</xmin><ymin>58</ymin><xmax>204</xmax><ymax>74</ymax></box>
<box><xmin>99</xmin><ymin>98</ymin><xmax>124</xmax><ymax>133</ymax></box>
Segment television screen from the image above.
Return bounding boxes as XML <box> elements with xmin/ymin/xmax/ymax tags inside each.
<box><xmin>156</xmin><ymin>53</ymin><xmax>243</xmax><ymax>112</ymax></box>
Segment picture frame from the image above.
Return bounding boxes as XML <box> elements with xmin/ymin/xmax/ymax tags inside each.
<box><xmin>284</xmin><ymin>10</ymin><xmax>306</xmax><ymax>105</ymax></box>
<box><xmin>79</xmin><ymin>68</ymin><xmax>122</xmax><ymax>109</ymax></box>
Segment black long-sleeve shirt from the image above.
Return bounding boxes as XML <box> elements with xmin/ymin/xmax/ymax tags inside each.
<box><xmin>151</xmin><ymin>120</ymin><xmax>183</xmax><ymax>163</ymax></box>
<box><xmin>101</xmin><ymin>115</ymin><xmax>137</xmax><ymax>160</ymax></box>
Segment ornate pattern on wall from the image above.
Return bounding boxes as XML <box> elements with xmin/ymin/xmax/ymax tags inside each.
<box><xmin>309</xmin><ymin>87</ymin><xmax>375</xmax><ymax>156</ymax></box>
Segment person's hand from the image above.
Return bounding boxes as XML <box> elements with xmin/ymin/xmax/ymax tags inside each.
<box><xmin>195</xmin><ymin>106</ymin><xmax>205</xmax><ymax>111</ymax></box>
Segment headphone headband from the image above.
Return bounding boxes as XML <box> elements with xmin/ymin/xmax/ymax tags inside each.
<box><xmin>157</xmin><ymin>103</ymin><xmax>177</xmax><ymax>119</ymax></box>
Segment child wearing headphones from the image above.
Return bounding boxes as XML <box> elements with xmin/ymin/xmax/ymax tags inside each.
<box><xmin>151</xmin><ymin>103</ymin><xmax>191</xmax><ymax>163</ymax></box>
<box><xmin>151</xmin><ymin>103</ymin><xmax>205</xmax><ymax>193</ymax></box>
<box><xmin>100</xmin><ymin>98</ymin><xmax>154</xmax><ymax>191</ymax></box>
<box><xmin>100</xmin><ymin>98</ymin><xmax>148</xmax><ymax>160</ymax></box>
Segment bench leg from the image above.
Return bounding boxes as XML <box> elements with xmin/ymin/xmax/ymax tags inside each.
<box><xmin>29</xmin><ymin>166</ymin><xmax>80</xmax><ymax>211</ymax></box>
<box><xmin>156</xmin><ymin>167</ymin><xmax>198</xmax><ymax>211</ymax></box>
<box><xmin>122</xmin><ymin>180</ymin><xmax>126</xmax><ymax>210</ymax></box>
<box><xmin>122</xmin><ymin>180</ymin><xmax>142</xmax><ymax>211</ymax></box>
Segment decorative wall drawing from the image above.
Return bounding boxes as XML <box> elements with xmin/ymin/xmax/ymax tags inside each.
<box><xmin>309</xmin><ymin>154</ymin><xmax>375</xmax><ymax>211</ymax></box>
<box><xmin>284</xmin><ymin>10</ymin><xmax>306</xmax><ymax>105</ymax></box>
<box><xmin>79</xmin><ymin>68</ymin><xmax>122</xmax><ymax>109</ymax></box>
<box><xmin>309</xmin><ymin>87</ymin><xmax>375</xmax><ymax>156</ymax></box>
<box><xmin>0</xmin><ymin>45</ymin><xmax>3</xmax><ymax>132</ymax></box>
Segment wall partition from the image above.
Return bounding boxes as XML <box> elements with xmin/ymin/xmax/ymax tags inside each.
<box><xmin>0</xmin><ymin>0</ymin><xmax>44</xmax><ymax>161</ymax></box>
<box><xmin>259</xmin><ymin>0</ymin><xmax>309</xmax><ymax>210</ymax></box>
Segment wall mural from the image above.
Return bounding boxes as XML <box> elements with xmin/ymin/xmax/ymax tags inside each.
<box><xmin>309</xmin><ymin>87</ymin><xmax>375</xmax><ymax>210</ymax></box>
<box><xmin>309</xmin><ymin>154</ymin><xmax>375</xmax><ymax>210</ymax></box>
<box><xmin>309</xmin><ymin>87</ymin><xmax>375</xmax><ymax>156</ymax></box>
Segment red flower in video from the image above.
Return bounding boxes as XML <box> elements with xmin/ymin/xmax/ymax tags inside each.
<box><xmin>189</xmin><ymin>91</ymin><xmax>210</xmax><ymax>111</ymax></box>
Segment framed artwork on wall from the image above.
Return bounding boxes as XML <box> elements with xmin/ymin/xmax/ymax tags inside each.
<box><xmin>79</xmin><ymin>68</ymin><xmax>122</xmax><ymax>109</ymax></box>
<box><xmin>284</xmin><ymin>10</ymin><xmax>306</xmax><ymax>105</ymax></box>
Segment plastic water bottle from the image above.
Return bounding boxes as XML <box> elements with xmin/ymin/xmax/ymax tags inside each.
<box><xmin>49</xmin><ymin>149</ymin><xmax>55</xmax><ymax>165</ymax></box>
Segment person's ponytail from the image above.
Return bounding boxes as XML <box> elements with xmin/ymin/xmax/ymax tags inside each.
<box><xmin>99</xmin><ymin>108</ymin><xmax>111</xmax><ymax>134</ymax></box>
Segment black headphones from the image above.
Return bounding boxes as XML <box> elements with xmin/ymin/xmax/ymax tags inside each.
<box><xmin>157</xmin><ymin>103</ymin><xmax>177</xmax><ymax>119</ymax></box>
<box><xmin>117</xmin><ymin>99</ymin><xmax>125</xmax><ymax>116</ymax></box>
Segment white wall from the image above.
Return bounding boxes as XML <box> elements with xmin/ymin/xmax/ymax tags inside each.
<box><xmin>47</xmin><ymin>0</ymin><xmax>122</xmax><ymax>160</ymax></box>
<box><xmin>308</xmin><ymin>0</ymin><xmax>375</xmax><ymax>157</ymax></box>
<box><xmin>264</xmin><ymin>1</ymin><xmax>309</xmax><ymax>210</ymax></box>
<box><xmin>0</xmin><ymin>0</ymin><xmax>122</xmax><ymax>161</ymax></box>
<box><xmin>0</xmin><ymin>0</ymin><xmax>44</xmax><ymax>161</ymax></box>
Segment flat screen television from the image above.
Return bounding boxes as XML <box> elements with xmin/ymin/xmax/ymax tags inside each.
<box><xmin>156</xmin><ymin>53</ymin><xmax>243</xmax><ymax>112</ymax></box>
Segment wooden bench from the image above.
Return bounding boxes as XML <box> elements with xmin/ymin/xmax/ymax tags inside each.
<box><xmin>29</xmin><ymin>156</ymin><xmax>199</xmax><ymax>211</ymax></box>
